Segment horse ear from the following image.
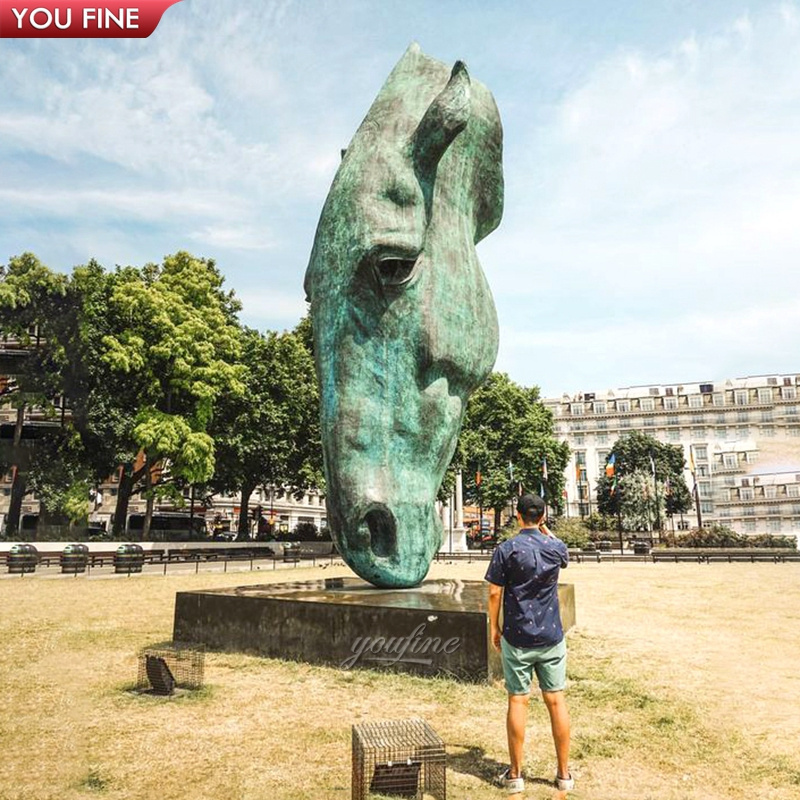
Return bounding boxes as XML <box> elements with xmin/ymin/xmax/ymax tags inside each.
<box><xmin>412</xmin><ymin>61</ymin><xmax>471</xmax><ymax>176</ymax></box>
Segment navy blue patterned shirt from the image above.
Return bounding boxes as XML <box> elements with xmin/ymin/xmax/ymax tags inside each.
<box><xmin>484</xmin><ymin>528</ymin><xmax>569</xmax><ymax>648</ymax></box>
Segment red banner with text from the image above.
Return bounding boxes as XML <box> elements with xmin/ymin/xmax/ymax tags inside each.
<box><xmin>0</xmin><ymin>0</ymin><xmax>182</xmax><ymax>38</ymax></box>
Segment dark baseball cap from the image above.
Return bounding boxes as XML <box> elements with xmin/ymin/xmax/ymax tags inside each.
<box><xmin>517</xmin><ymin>493</ymin><xmax>546</xmax><ymax>521</ymax></box>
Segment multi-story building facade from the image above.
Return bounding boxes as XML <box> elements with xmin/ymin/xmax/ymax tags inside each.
<box><xmin>544</xmin><ymin>374</ymin><xmax>800</xmax><ymax>538</ymax></box>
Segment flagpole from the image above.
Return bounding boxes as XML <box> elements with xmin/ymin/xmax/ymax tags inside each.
<box><xmin>651</xmin><ymin>452</ymin><xmax>661</xmax><ymax>542</ymax></box>
<box><xmin>616</xmin><ymin>464</ymin><xmax>623</xmax><ymax>553</ymax></box>
<box><xmin>689</xmin><ymin>445</ymin><xmax>703</xmax><ymax>529</ymax></box>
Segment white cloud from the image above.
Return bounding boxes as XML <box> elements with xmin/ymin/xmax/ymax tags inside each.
<box><xmin>189</xmin><ymin>224</ymin><xmax>275</xmax><ymax>251</ymax></box>
<box><xmin>238</xmin><ymin>288</ymin><xmax>308</xmax><ymax>325</ymax></box>
<box><xmin>488</xmin><ymin>3</ymin><xmax>800</xmax><ymax>392</ymax></box>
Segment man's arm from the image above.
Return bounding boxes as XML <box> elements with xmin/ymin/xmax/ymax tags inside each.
<box><xmin>488</xmin><ymin>582</ymin><xmax>503</xmax><ymax>651</ymax></box>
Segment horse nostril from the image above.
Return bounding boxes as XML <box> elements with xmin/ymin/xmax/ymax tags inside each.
<box><xmin>363</xmin><ymin>506</ymin><xmax>397</xmax><ymax>558</ymax></box>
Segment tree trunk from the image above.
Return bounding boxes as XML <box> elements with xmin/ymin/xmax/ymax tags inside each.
<box><xmin>5</xmin><ymin>406</ymin><xmax>27</xmax><ymax>537</ymax></box>
<box><xmin>112</xmin><ymin>465</ymin><xmax>146</xmax><ymax>536</ymax></box>
<box><xmin>6</xmin><ymin>467</ymin><xmax>27</xmax><ymax>538</ymax></box>
<box><xmin>142</xmin><ymin>456</ymin><xmax>154</xmax><ymax>541</ymax></box>
<box><xmin>237</xmin><ymin>483</ymin><xmax>255</xmax><ymax>540</ymax></box>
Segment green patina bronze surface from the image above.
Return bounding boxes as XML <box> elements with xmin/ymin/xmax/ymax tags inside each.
<box><xmin>304</xmin><ymin>44</ymin><xmax>503</xmax><ymax>588</ymax></box>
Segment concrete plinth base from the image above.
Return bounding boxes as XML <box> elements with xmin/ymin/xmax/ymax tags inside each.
<box><xmin>438</xmin><ymin>527</ymin><xmax>469</xmax><ymax>553</ymax></box>
<box><xmin>173</xmin><ymin>578</ymin><xmax>575</xmax><ymax>684</ymax></box>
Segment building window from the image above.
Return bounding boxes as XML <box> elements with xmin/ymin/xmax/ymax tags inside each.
<box><xmin>593</xmin><ymin>401</ymin><xmax>606</xmax><ymax>414</ymax></box>
<box><xmin>757</xmin><ymin>387</ymin><xmax>773</xmax><ymax>403</ymax></box>
<box><xmin>664</xmin><ymin>397</ymin><xmax>678</xmax><ymax>410</ymax></box>
<box><xmin>617</xmin><ymin>400</ymin><xmax>630</xmax><ymax>413</ymax></box>
<box><xmin>723</xmin><ymin>453</ymin><xmax>737</xmax><ymax>468</ymax></box>
<box><xmin>700</xmin><ymin>501</ymin><xmax>714</xmax><ymax>513</ymax></box>
<box><xmin>767</xmin><ymin>519</ymin><xmax>782</xmax><ymax>532</ymax></box>
<box><xmin>782</xmin><ymin>386</ymin><xmax>797</xmax><ymax>400</ymax></box>
<box><xmin>743</xmin><ymin>506</ymin><xmax>755</xmax><ymax>516</ymax></box>
<box><xmin>785</xmin><ymin>406</ymin><xmax>798</xmax><ymax>417</ymax></box>
<box><xmin>667</xmin><ymin>415</ymin><xmax>679</xmax><ymax>426</ymax></box>
<box><xmin>620</xmin><ymin>419</ymin><xmax>631</xmax><ymax>428</ymax></box>
<box><xmin>789</xmin><ymin>427</ymin><xmax>800</xmax><ymax>437</ymax></box>
<box><xmin>767</xmin><ymin>504</ymin><xmax>780</xmax><ymax>516</ymax></box>
<box><xmin>761</xmin><ymin>427</ymin><xmax>776</xmax><ymax>437</ymax></box>
<box><xmin>744</xmin><ymin>520</ymin><xmax>756</xmax><ymax>532</ymax></box>
<box><xmin>713</xmin><ymin>393</ymin><xmax>725</xmax><ymax>407</ymax></box>
<box><xmin>694</xmin><ymin>446</ymin><xmax>708</xmax><ymax>460</ymax></box>
<box><xmin>737</xmin><ymin>426</ymin><xmax>750</xmax><ymax>437</ymax></box>
<box><xmin>787</xmin><ymin>485</ymin><xmax>800</xmax><ymax>498</ymax></box>
<box><xmin>689</xmin><ymin>395</ymin><xmax>703</xmax><ymax>408</ymax></box>
<box><xmin>735</xmin><ymin>390</ymin><xmax>749</xmax><ymax>406</ymax></box>
<box><xmin>596</xmin><ymin>419</ymin><xmax>608</xmax><ymax>430</ymax></box>
<box><xmin>597</xmin><ymin>433</ymin><xmax>608</xmax><ymax>445</ymax></box>
<box><xmin>640</xmin><ymin>397</ymin><xmax>654</xmax><ymax>412</ymax></box>
<box><xmin>571</xmin><ymin>403</ymin><xmax>584</xmax><ymax>415</ymax></box>
<box><xmin>699</xmin><ymin>482</ymin><xmax>712</xmax><ymax>498</ymax></box>
<box><xmin>691</xmin><ymin>428</ymin><xmax>706</xmax><ymax>440</ymax></box>
<box><xmin>760</xmin><ymin>410</ymin><xmax>774</xmax><ymax>423</ymax></box>
<box><xmin>716</xmin><ymin>427</ymin><xmax>728</xmax><ymax>439</ymax></box>
<box><xmin>668</xmin><ymin>430</ymin><xmax>681</xmax><ymax>442</ymax></box>
<box><xmin>644</xmin><ymin>417</ymin><xmax>655</xmax><ymax>427</ymax></box>
<box><xmin>574</xmin><ymin>434</ymin><xmax>584</xmax><ymax>445</ymax></box>
<box><xmin>740</xmin><ymin>487</ymin><xmax>753</xmax><ymax>500</ymax></box>
<box><xmin>698</xmin><ymin>464</ymin><xmax>710</xmax><ymax>477</ymax></box>
<box><xmin>765</xmin><ymin>486</ymin><xmax>777</xmax><ymax>499</ymax></box>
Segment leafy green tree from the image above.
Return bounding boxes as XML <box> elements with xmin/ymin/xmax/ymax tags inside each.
<box><xmin>596</xmin><ymin>431</ymin><xmax>691</xmax><ymax>531</ymax></box>
<box><xmin>209</xmin><ymin>321</ymin><xmax>323</xmax><ymax>539</ymax></box>
<box><xmin>450</xmin><ymin>372</ymin><xmax>570</xmax><ymax>528</ymax></box>
<box><xmin>101</xmin><ymin>252</ymin><xmax>245</xmax><ymax>538</ymax></box>
<box><xmin>0</xmin><ymin>253</ymin><xmax>69</xmax><ymax>534</ymax></box>
<box><xmin>550</xmin><ymin>517</ymin><xmax>591</xmax><ymax>548</ymax></box>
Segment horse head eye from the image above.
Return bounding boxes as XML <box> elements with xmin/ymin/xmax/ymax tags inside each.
<box><xmin>374</xmin><ymin>255</ymin><xmax>418</xmax><ymax>288</ymax></box>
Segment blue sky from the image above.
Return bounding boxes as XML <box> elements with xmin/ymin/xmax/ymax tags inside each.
<box><xmin>2</xmin><ymin>1</ymin><xmax>799</xmax><ymax>397</ymax></box>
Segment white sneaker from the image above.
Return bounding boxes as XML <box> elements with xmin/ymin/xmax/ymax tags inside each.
<box><xmin>499</xmin><ymin>767</ymin><xmax>525</xmax><ymax>794</ymax></box>
<box><xmin>555</xmin><ymin>772</ymin><xmax>575</xmax><ymax>791</ymax></box>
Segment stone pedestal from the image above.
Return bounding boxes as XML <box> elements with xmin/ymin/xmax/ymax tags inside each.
<box><xmin>438</xmin><ymin>527</ymin><xmax>469</xmax><ymax>553</ymax></box>
<box><xmin>173</xmin><ymin>578</ymin><xmax>575</xmax><ymax>684</ymax></box>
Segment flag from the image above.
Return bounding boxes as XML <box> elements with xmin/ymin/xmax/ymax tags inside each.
<box><xmin>605</xmin><ymin>453</ymin><xmax>616</xmax><ymax>478</ymax></box>
<box><xmin>475</xmin><ymin>467</ymin><xmax>482</xmax><ymax>487</ymax></box>
<box><xmin>575</xmin><ymin>462</ymin><xmax>582</xmax><ymax>483</ymax></box>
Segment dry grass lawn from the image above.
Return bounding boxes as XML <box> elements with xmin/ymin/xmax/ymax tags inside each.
<box><xmin>1</xmin><ymin>560</ymin><xmax>799</xmax><ymax>800</ymax></box>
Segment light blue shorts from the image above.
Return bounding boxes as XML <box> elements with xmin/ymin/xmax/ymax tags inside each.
<box><xmin>501</xmin><ymin>636</ymin><xmax>567</xmax><ymax>695</ymax></box>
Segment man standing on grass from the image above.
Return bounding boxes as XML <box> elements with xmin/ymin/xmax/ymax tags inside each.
<box><xmin>485</xmin><ymin>492</ymin><xmax>573</xmax><ymax>794</ymax></box>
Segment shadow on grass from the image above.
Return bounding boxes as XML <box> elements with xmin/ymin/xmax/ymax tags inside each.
<box><xmin>447</xmin><ymin>743</ymin><xmax>555</xmax><ymax>788</ymax></box>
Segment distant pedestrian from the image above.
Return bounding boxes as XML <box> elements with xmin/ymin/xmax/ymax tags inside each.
<box><xmin>485</xmin><ymin>493</ymin><xmax>573</xmax><ymax>794</ymax></box>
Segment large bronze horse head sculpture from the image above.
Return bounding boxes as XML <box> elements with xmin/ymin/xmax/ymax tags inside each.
<box><xmin>304</xmin><ymin>44</ymin><xmax>503</xmax><ymax>588</ymax></box>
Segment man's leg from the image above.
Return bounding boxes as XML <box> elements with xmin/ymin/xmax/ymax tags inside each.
<box><xmin>506</xmin><ymin>693</ymin><xmax>530</xmax><ymax>779</ymax></box>
<box><xmin>541</xmin><ymin>690</ymin><xmax>570</xmax><ymax>779</ymax></box>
